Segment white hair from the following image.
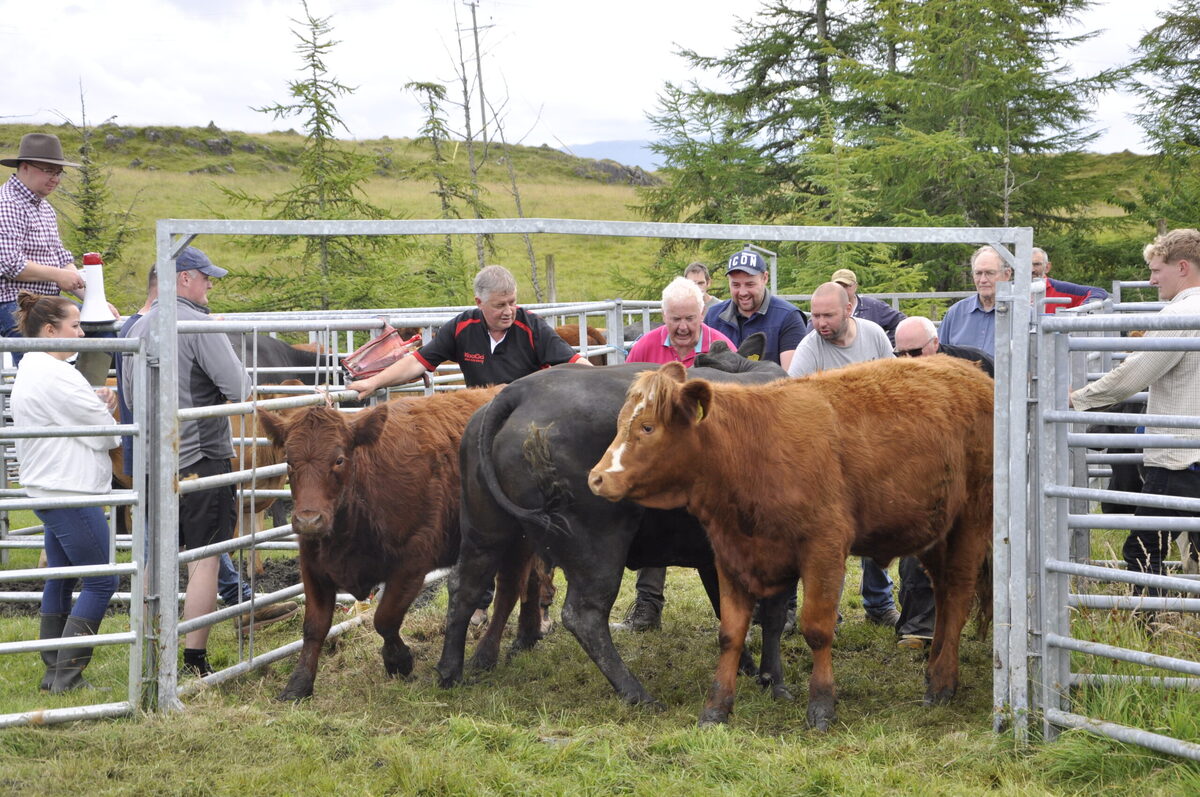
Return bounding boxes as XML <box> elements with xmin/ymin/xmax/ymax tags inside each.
<box><xmin>473</xmin><ymin>265</ymin><xmax>517</xmax><ymax>299</ymax></box>
<box><xmin>661</xmin><ymin>276</ymin><xmax>704</xmax><ymax>315</ymax></box>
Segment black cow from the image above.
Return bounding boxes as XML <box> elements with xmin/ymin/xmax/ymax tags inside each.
<box><xmin>1086</xmin><ymin>399</ymin><xmax>1199</xmax><ymax>568</ymax></box>
<box><xmin>435</xmin><ymin>337</ymin><xmax>796</xmax><ymax>706</ymax></box>
<box><xmin>226</xmin><ymin>333</ymin><xmax>335</xmax><ymax>386</ymax></box>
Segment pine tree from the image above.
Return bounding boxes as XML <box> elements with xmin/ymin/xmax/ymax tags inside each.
<box><xmin>406</xmin><ymin>81</ymin><xmax>477</xmax><ymax>305</ymax></box>
<box><xmin>639</xmin><ymin>0</ymin><xmax>1119</xmax><ymax>291</ymax></box>
<box><xmin>1122</xmin><ymin>0</ymin><xmax>1200</xmax><ymax>233</ymax></box>
<box><xmin>220</xmin><ymin>0</ymin><xmax>416</xmax><ymax>311</ymax></box>
<box><xmin>56</xmin><ymin>91</ymin><xmax>140</xmax><ymax>305</ymax></box>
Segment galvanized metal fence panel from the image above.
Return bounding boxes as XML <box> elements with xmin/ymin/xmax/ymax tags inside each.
<box><xmin>1012</xmin><ymin>292</ymin><xmax>1200</xmax><ymax>761</ymax></box>
<box><xmin>4</xmin><ymin>216</ymin><xmax>1038</xmax><ymax>730</ymax></box>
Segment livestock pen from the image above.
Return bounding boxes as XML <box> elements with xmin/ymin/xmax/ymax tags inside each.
<box><xmin>0</xmin><ymin>218</ymin><xmax>1196</xmax><ymax>784</ymax></box>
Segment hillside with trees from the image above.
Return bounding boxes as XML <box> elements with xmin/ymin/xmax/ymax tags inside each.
<box><xmin>3</xmin><ymin>0</ymin><xmax>1195</xmax><ymax>314</ymax></box>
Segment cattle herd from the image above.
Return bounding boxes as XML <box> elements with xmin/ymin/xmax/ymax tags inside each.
<box><xmin>259</xmin><ymin>335</ymin><xmax>994</xmax><ymax>731</ymax></box>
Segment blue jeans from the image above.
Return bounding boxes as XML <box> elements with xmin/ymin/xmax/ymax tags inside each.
<box><xmin>860</xmin><ymin>558</ymin><xmax>896</xmax><ymax>613</ymax></box>
<box><xmin>36</xmin><ymin>506</ymin><xmax>118</xmax><ymax>623</ymax></box>
<box><xmin>218</xmin><ymin>553</ymin><xmax>254</xmax><ymax>606</ymax></box>
<box><xmin>0</xmin><ymin>299</ymin><xmax>23</xmax><ymax>367</ymax></box>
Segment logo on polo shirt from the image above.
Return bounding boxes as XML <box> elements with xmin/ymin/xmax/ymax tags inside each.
<box><xmin>462</xmin><ymin>351</ymin><xmax>485</xmax><ymax>363</ymax></box>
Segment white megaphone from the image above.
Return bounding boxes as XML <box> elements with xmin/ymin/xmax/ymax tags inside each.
<box><xmin>79</xmin><ymin>252</ymin><xmax>115</xmax><ymax>323</ymax></box>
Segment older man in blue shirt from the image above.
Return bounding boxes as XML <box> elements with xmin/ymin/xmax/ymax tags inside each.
<box><xmin>939</xmin><ymin>246</ymin><xmax>1011</xmax><ymax>357</ymax></box>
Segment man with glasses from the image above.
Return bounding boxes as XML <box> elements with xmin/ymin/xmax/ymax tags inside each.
<box><xmin>890</xmin><ymin>316</ymin><xmax>994</xmax><ymax>648</ymax></box>
<box><xmin>938</xmin><ymin>245</ymin><xmax>1011</xmax><ymax>357</ymax></box>
<box><xmin>0</xmin><ymin>134</ymin><xmax>88</xmax><ymax>347</ymax></box>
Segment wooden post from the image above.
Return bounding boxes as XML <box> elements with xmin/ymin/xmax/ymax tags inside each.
<box><xmin>546</xmin><ymin>254</ymin><xmax>557</xmax><ymax>303</ymax></box>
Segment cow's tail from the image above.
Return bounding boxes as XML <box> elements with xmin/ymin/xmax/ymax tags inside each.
<box><xmin>974</xmin><ymin>550</ymin><xmax>993</xmax><ymax>640</ymax></box>
<box><xmin>475</xmin><ymin>393</ymin><xmax>572</xmax><ymax>537</ymax></box>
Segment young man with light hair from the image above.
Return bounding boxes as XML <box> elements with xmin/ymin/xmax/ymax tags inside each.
<box><xmin>1070</xmin><ymin>228</ymin><xmax>1200</xmax><ymax>603</ymax></box>
<box><xmin>683</xmin><ymin>262</ymin><xmax>720</xmax><ymax>308</ymax></box>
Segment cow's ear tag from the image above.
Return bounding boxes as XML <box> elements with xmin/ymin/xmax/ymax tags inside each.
<box><xmin>747</xmin><ymin>354</ymin><xmax>760</xmax><ymax>361</ymax></box>
<box><xmin>695</xmin><ymin>403</ymin><xmax>705</xmax><ymax>422</ymax></box>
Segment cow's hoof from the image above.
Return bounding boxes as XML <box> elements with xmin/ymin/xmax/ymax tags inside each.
<box><xmin>510</xmin><ymin>634</ymin><xmax>540</xmax><ymax>653</ymax></box>
<box><xmin>923</xmin><ymin>685</ymin><xmax>956</xmax><ymax>706</ymax></box>
<box><xmin>738</xmin><ymin>652</ymin><xmax>759</xmax><ymax>678</ymax></box>
<box><xmin>382</xmin><ymin>646</ymin><xmax>414</xmax><ymax>678</ymax></box>
<box><xmin>468</xmin><ymin>651</ymin><xmax>498</xmax><ymax>672</ymax></box>
<box><xmin>771</xmin><ymin>683</ymin><xmax>795</xmax><ymax>702</ymax></box>
<box><xmin>277</xmin><ymin>684</ymin><xmax>313</xmax><ymax>702</ymax></box>
<box><xmin>435</xmin><ymin>665</ymin><xmax>463</xmax><ymax>688</ymax></box>
<box><xmin>698</xmin><ymin>707</ymin><xmax>730</xmax><ymax>727</ymax></box>
<box><xmin>806</xmin><ymin>700</ymin><xmax>836</xmax><ymax>731</ymax></box>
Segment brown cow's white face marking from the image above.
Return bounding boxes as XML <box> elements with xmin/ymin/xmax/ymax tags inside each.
<box><xmin>605</xmin><ymin>442</ymin><xmax>627</xmax><ymax>473</ymax></box>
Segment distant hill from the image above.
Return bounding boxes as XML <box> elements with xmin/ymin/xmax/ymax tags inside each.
<box><xmin>562</xmin><ymin>140</ymin><xmax>660</xmax><ymax>172</ymax></box>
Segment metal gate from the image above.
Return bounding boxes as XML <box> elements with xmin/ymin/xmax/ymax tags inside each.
<box><xmin>995</xmin><ymin>270</ymin><xmax>1200</xmax><ymax>761</ymax></box>
<box><xmin>3</xmin><ymin>217</ymin><xmax>1036</xmax><ymax>728</ymax></box>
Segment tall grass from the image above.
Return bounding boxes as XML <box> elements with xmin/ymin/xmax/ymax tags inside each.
<box><xmin>1</xmin><ymin>564</ymin><xmax>1197</xmax><ymax>794</ymax></box>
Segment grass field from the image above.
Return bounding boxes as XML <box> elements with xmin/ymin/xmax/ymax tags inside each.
<box><xmin>1</xmin><ymin>543</ymin><xmax>1198</xmax><ymax>795</ymax></box>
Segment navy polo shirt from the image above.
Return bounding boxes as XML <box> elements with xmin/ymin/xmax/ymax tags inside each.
<box><xmin>413</xmin><ymin>306</ymin><xmax>581</xmax><ymax>387</ymax></box>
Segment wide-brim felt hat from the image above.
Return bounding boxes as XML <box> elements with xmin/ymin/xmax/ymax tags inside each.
<box><xmin>0</xmin><ymin>133</ymin><xmax>81</xmax><ymax>168</ymax></box>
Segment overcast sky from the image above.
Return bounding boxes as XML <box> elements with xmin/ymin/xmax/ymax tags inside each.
<box><xmin>1</xmin><ymin>0</ymin><xmax>1172</xmax><ymax>154</ymax></box>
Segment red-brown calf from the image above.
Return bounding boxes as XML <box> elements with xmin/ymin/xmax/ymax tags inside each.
<box><xmin>588</xmin><ymin>357</ymin><xmax>993</xmax><ymax>730</ymax></box>
<box><xmin>260</xmin><ymin>386</ymin><xmax>540</xmax><ymax>700</ymax></box>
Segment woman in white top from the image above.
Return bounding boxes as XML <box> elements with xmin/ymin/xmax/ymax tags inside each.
<box><xmin>10</xmin><ymin>292</ymin><xmax>120</xmax><ymax>693</ymax></box>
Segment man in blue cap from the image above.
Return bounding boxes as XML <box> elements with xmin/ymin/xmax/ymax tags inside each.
<box><xmin>121</xmin><ymin>246</ymin><xmax>255</xmax><ymax>677</ymax></box>
<box><xmin>704</xmin><ymin>249</ymin><xmax>808</xmax><ymax>370</ymax></box>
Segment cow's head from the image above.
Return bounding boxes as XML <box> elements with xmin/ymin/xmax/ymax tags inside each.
<box><xmin>259</xmin><ymin>403</ymin><xmax>389</xmax><ymax>537</ymax></box>
<box><xmin>588</xmin><ymin>361</ymin><xmax>711</xmax><ymax>509</ymax></box>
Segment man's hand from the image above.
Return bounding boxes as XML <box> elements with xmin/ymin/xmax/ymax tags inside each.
<box><xmin>347</xmin><ymin>376</ymin><xmax>379</xmax><ymax>401</ymax></box>
<box><xmin>53</xmin><ymin>266</ymin><xmax>86</xmax><ymax>293</ymax></box>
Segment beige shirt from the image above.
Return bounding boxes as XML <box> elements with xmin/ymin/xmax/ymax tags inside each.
<box><xmin>1071</xmin><ymin>286</ymin><xmax>1200</xmax><ymax>470</ymax></box>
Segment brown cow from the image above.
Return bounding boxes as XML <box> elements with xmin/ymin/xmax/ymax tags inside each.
<box><xmin>259</xmin><ymin>387</ymin><xmax>542</xmax><ymax>700</ymax></box>
<box><xmin>554</xmin><ymin>324</ymin><xmax>608</xmax><ymax>366</ymax></box>
<box><xmin>587</xmin><ymin>356</ymin><xmax>993</xmax><ymax>730</ymax></box>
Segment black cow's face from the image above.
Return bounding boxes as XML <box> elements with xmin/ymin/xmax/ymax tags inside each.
<box><xmin>260</xmin><ymin>405</ymin><xmax>388</xmax><ymax>537</ymax></box>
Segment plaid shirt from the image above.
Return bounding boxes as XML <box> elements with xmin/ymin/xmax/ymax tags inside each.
<box><xmin>0</xmin><ymin>174</ymin><xmax>73</xmax><ymax>302</ymax></box>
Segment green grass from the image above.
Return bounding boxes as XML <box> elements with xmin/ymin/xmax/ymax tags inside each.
<box><xmin>1</xmin><ymin>562</ymin><xmax>1197</xmax><ymax>795</ymax></box>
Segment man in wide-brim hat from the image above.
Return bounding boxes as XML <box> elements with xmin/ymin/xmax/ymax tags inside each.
<box><xmin>0</xmin><ymin>133</ymin><xmax>88</xmax><ymax>344</ymax></box>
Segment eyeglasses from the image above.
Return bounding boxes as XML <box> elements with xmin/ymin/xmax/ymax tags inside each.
<box><xmin>26</xmin><ymin>163</ymin><xmax>65</xmax><ymax>178</ymax></box>
<box><xmin>894</xmin><ymin>337</ymin><xmax>934</xmax><ymax>357</ymax></box>
<box><xmin>972</xmin><ymin>269</ymin><xmax>1001</xmax><ymax>280</ymax></box>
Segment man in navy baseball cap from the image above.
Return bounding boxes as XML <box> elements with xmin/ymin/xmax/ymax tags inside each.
<box><xmin>704</xmin><ymin>248</ymin><xmax>808</xmax><ymax>370</ymax></box>
<box><xmin>174</xmin><ymin>246</ymin><xmax>229</xmax><ymax>278</ymax></box>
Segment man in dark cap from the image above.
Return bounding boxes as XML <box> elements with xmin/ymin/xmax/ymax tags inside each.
<box><xmin>0</xmin><ymin>133</ymin><xmax>88</xmax><ymax>342</ymax></box>
<box><xmin>704</xmin><ymin>249</ymin><xmax>808</xmax><ymax>370</ymax></box>
<box><xmin>122</xmin><ymin>246</ymin><xmax>256</xmax><ymax>678</ymax></box>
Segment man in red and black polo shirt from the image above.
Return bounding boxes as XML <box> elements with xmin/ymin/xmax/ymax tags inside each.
<box><xmin>348</xmin><ymin>265</ymin><xmax>590</xmax><ymax>398</ymax></box>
